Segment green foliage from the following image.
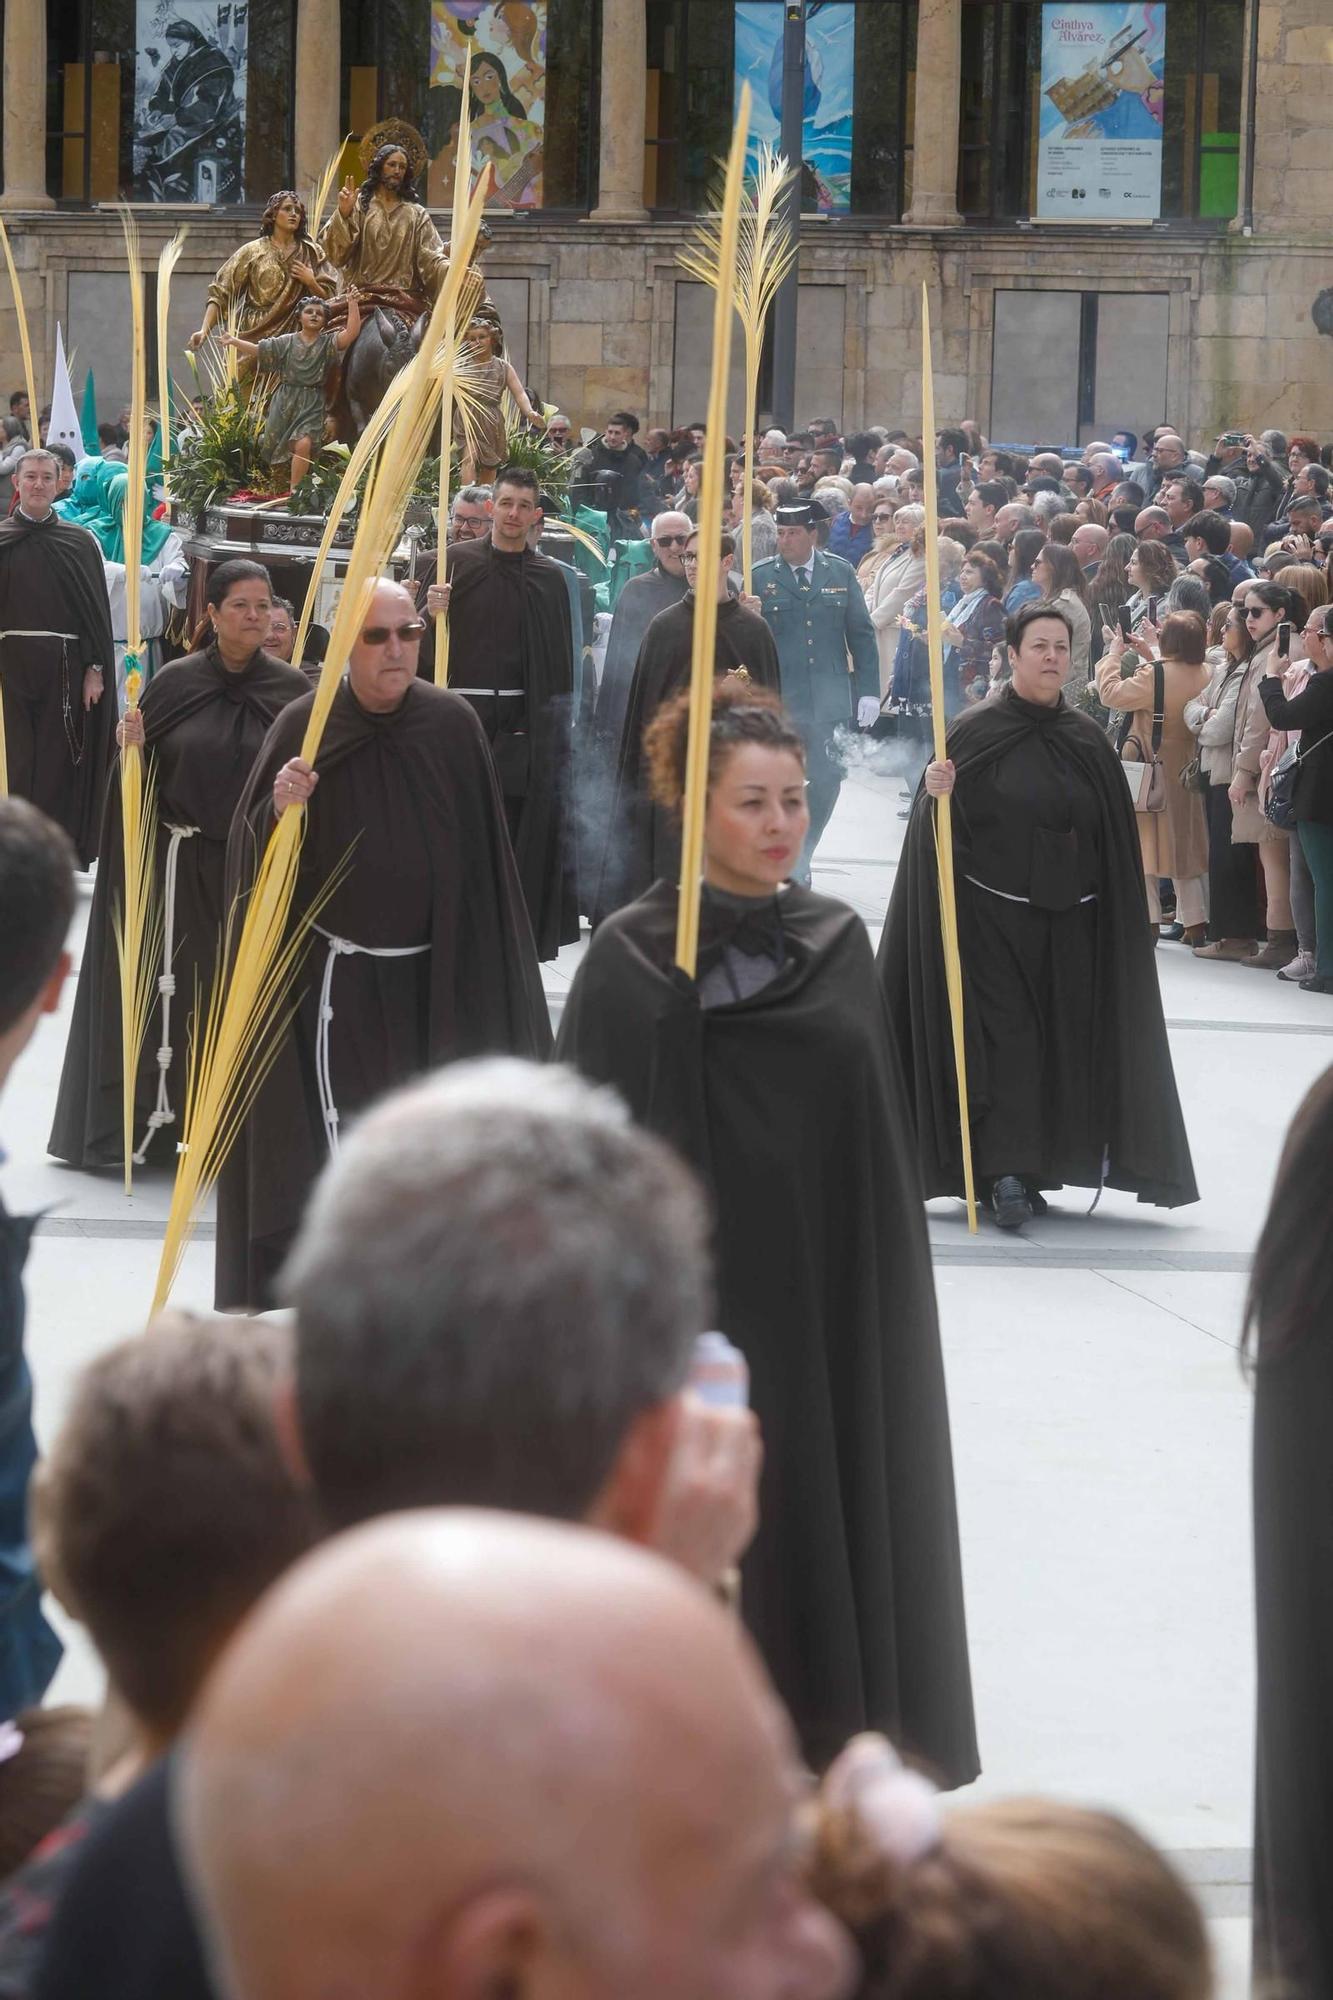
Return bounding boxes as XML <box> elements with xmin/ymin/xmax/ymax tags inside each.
<box><xmin>286</xmin><ymin>443</ymin><xmax>354</xmax><ymax>517</ymax></box>
<box><xmin>497</xmin><ymin>426</ymin><xmax>575</xmax><ymax>504</ymax></box>
<box><xmin>170</xmin><ymin>383</ymin><xmax>270</xmax><ymax>516</ymax></box>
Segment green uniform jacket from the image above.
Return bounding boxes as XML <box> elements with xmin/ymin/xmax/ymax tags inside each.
<box><xmin>752</xmin><ymin>548</ymin><xmax>879</xmax><ymax>739</ymax></box>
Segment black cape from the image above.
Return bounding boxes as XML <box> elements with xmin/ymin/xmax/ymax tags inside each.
<box><xmin>419</xmin><ymin>537</ymin><xmax>578</xmax><ymax>960</ymax></box>
<box><xmin>591</xmin><ymin>595</ymin><xmax>781</xmax><ymax>926</ymax></box>
<box><xmin>1253</xmin><ymin>1324</ymin><xmax>1333</xmax><ymax>2000</ymax></box>
<box><xmin>215</xmin><ymin>678</ymin><xmax>552</xmax><ymax>1310</ymax></box>
<box><xmin>556</xmin><ymin>880</ymin><xmax>979</xmax><ymax>1779</ymax></box>
<box><xmin>594</xmin><ymin>563</ymin><xmax>689</xmax><ymax>754</ymax></box>
<box><xmin>879</xmin><ymin>689</ymin><xmax>1196</xmax><ymax>1204</ymax></box>
<box><xmin>0</xmin><ymin>510</ymin><xmax>117</xmax><ymax>866</ymax></box>
<box><xmin>48</xmin><ymin>646</ymin><xmax>309</xmax><ymax>1172</ymax></box>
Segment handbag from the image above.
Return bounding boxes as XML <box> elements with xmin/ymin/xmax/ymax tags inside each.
<box><xmin>1118</xmin><ymin>659</ymin><xmax>1167</xmax><ymax>813</ymax></box>
<box><xmin>1178</xmin><ymin>750</ymin><xmax>1207</xmax><ymax>794</ymax></box>
<box><xmin>1265</xmin><ymin>729</ymin><xmax>1333</xmax><ymax>830</ymax></box>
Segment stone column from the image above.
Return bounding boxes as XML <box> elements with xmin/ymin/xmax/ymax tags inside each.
<box><xmin>0</xmin><ymin>0</ymin><xmax>55</xmax><ymax>210</ymax></box>
<box><xmin>589</xmin><ymin>0</ymin><xmax>647</xmax><ymax>222</ymax></box>
<box><xmin>294</xmin><ymin>0</ymin><xmax>342</xmax><ymax>195</ymax></box>
<box><xmin>903</xmin><ymin>0</ymin><xmax>962</xmax><ymax>227</ymax></box>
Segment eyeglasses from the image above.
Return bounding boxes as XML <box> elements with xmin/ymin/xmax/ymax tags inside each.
<box><xmin>654</xmin><ymin>533</ymin><xmax>690</xmax><ymax>547</ymax></box>
<box><xmin>680</xmin><ymin>550</ymin><xmax>705</xmax><ymax>564</ymax></box>
<box><xmin>360</xmin><ymin>620</ymin><xmax>427</xmax><ymax>645</ymax></box>
<box><xmin>873</xmin><ymin>513</ymin><xmax>895</xmax><ymax>524</ymax></box>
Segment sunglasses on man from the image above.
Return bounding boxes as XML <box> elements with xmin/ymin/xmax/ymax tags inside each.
<box><xmin>361</xmin><ymin>620</ymin><xmax>427</xmax><ymax>646</ymax></box>
<box><xmin>654</xmin><ymin>533</ymin><xmax>691</xmax><ymax>547</ymax></box>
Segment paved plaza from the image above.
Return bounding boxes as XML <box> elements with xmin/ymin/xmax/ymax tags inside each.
<box><xmin>9</xmin><ymin>752</ymin><xmax>1325</xmax><ymax>1993</ymax></box>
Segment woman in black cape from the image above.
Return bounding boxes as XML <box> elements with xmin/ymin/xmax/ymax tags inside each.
<box><xmin>50</xmin><ymin>561</ymin><xmax>308</xmax><ymax>1172</ymax></box>
<box><xmin>878</xmin><ymin>599</ymin><xmax>1197</xmax><ymax>1228</ymax></box>
<box><xmin>1247</xmin><ymin>1069</ymin><xmax>1333</xmax><ymax>2000</ymax></box>
<box><xmin>557</xmin><ymin>678</ymin><xmax>978</xmax><ymax>1780</ymax></box>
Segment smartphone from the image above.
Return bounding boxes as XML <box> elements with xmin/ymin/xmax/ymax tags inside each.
<box><xmin>1117</xmin><ymin>605</ymin><xmax>1134</xmax><ymax>640</ymax></box>
<box><xmin>1219</xmin><ymin>431</ymin><xmax>1246</xmax><ymax>449</ymax></box>
<box><xmin>1147</xmin><ymin>596</ymin><xmax>1159</xmax><ymax>625</ymax></box>
<box><xmin>1277</xmin><ymin>621</ymin><xmax>1292</xmax><ymax>659</ymax></box>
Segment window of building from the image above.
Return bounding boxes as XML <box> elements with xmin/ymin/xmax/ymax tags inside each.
<box><xmin>959</xmin><ymin>0</ymin><xmax>1245</xmax><ymax>225</ymax></box>
<box><xmin>645</xmin><ymin>0</ymin><xmax>916</xmax><ymax>218</ymax></box>
<box><xmin>47</xmin><ymin>0</ymin><xmax>294</xmax><ymax>205</ymax></box>
<box><xmin>339</xmin><ymin>0</ymin><xmax>593</xmax><ymax>212</ymax></box>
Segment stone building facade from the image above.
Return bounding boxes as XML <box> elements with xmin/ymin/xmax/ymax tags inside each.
<box><xmin>0</xmin><ymin>0</ymin><xmax>1329</xmax><ymax>445</ymax></box>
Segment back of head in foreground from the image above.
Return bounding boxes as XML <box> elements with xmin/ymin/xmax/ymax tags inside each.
<box><xmin>0</xmin><ymin>798</ymin><xmax>75</xmax><ymax>1088</ymax></box>
<box><xmin>31</xmin><ymin>1312</ymin><xmax>315</xmax><ymax>1744</ymax></box>
<box><xmin>178</xmin><ymin>1510</ymin><xmax>854</xmax><ymax>2000</ymax></box>
<box><xmin>809</xmin><ymin>1736</ymin><xmax>1211</xmax><ymax>2000</ymax></box>
<box><xmin>281</xmin><ymin>1058</ymin><xmax>710</xmax><ymax>1530</ymax></box>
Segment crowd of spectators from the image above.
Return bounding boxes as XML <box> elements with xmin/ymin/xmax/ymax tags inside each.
<box><xmin>576</xmin><ymin>410</ymin><xmax>1333</xmax><ymax>984</ymax></box>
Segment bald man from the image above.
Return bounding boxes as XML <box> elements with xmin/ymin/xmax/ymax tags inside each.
<box><xmin>180</xmin><ymin>1512</ymin><xmax>854</xmax><ymax>2000</ymax></box>
<box><xmin>216</xmin><ymin>579</ymin><xmax>551</xmax><ymax>1310</ymax></box>
<box><xmin>1071</xmin><ymin>521</ymin><xmax>1109</xmax><ymax>576</ymax></box>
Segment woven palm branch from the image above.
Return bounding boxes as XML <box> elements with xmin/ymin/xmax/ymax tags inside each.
<box><xmin>115</xmin><ymin>207</ymin><xmax>165</xmax><ymax>1193</ymax></box>
<box><xmin>0</xmin><ymin>220</ymin><xmax>38</xmax><ymax>437</ymax></box>
<box><xmin>155</xmin><ymin>228</ymin><xmax>188</xmax><ymax>501</ymax></box>
<box><xmin>918</xmin><ymin>283</ymin><xmax>977</xmax><ymax>1233</ymax></box>
<box><xmin>149</xmin><ymin>176</ymin><xmax>494</xmax><ymax>1317</ymax></box>
<box><xmin>0</xmin><ymin>216</ymin><xmax>40</xmax><ymax>793</ymax></box>
<box><xmin>678</xmin><ymin>143</ymin><xmax>796</xmax><ymax>593</ymax></box>
<box><xmin>306</xmin><ymin>138</ymin><xmax>350</xmax><ymax>245</ymax></box>
<box><xmin>436</xmin><ymin>43</ymin><xmax>480</xmax><ymax>687</ymax></box>
<box><xmin>675</xmin><ymin>87</ymin><xmax>752</xmax><ymax>978</ymax></box>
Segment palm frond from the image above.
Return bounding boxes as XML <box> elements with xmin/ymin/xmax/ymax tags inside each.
<box><xmin>0</xmin><ymin>220</ymin><xmax>38</xmax><ymax>428</ymax></box>
<box><xmin>436</xmin><ymin>43</ymin><xmax>480</xmax><ymax>687</ymax></box>
<box><xmin>675</xmin><ymin>88</ymin><xmax>751</xmax><ymax>977</ymax></box>
<box><xmin>155</xmin><ymin>228</ymin><xmax>188</xmax><ymax>498</ymax></box>
<box><xmin>149</xmin><ymin>175</ymin><xmax>494</xmax><ymax>1318</ymax></box>
<box><xmin>116</xmin><ymin>206</ymin><xmax>162</xmax><ymax>1193</ymax></box>
<box><xmin>679</xmin><ymin>143</ymin><xmax>796</xmax><ymax>592</ymax></box>
<box><xmin>307</xmin><ymin>138</ymin><xmax>350</xmax><ymax>244</ymax></box>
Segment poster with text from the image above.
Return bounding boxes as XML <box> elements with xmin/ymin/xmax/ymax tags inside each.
<box><xmin>134</xmin><ymin>0</ymin><xmax>247</xmax><ymax>203</ymax></box>
<box><xmin>428</xmin><ymin>2</ymin><xmax>547</xmax><ymax>210</ymax></box>
<box><xmin>1038</xmin><ymin>2</ymin><xmax>1165</xmax><ymax>222</ymax></box>
<box><xmin>734</xmin><ymin>1</ymin><xmax>854</xmax><ymax>215</ymax></box>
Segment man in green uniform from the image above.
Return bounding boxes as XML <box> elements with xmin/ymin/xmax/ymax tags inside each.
<box><xmin>752</xmin><ymin>499</ymin><xmax>880</xmax><ymax>873</ymax></box>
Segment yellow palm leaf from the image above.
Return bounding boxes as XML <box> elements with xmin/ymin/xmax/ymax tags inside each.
<box><xmin>306</xmin><ymin>138</ymin><xmax>351</xmax><ymax>245</ymax></box>
<box><xmin>679</xmin><ymin>143</ymin><xmax>796</xmax><ymax>592</ymax></box>
<box><xmin>675</xmin><ymin>88</ymin><xmax>752</xmax><ymax>977</ymax></box>
<box><xmin>156</xmin><ymin>228</ymin><xmax>188</xmax><ymax>500</ymax></box>
<box><xmin>437</xmin><ymin>42</ymin><xmax>482</xmax><ymax>688</ymax></box>
<box><xmin>0</xmin><ymin>219</ymin><xmax>38</xmax><ymax>431</ymax></box>
<box><xmin>114</xmin><ymin>208</ymin><xmax>163</xmax><ymax>1193</ymax></box>
<box><xmin>149</xmin><ymin>175</ymin><xmax>494</xmax><ymax>1317</ymax></box>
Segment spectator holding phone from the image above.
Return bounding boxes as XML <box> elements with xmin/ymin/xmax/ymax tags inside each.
<box><xmin>1257</xmin><ymin>603</ymin><xmax>1333</xmax><ymax>990</ymax></box>
<box><xmin>1232</xmin><ymin>435</ymin><xmax>1288</xmax><ymax>545</ymax></box>
<box><xmin>1220</xmin><ymin>582</ymin><xmax>1308</xmax><ymax>967</ymax></box>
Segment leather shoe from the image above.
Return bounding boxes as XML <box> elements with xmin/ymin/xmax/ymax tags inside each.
<box><xmin>1299</xmin><ymin>975</ymin><xmax>1333</xmax><ymax>994</ymax></box>
<box><xmin>990</xmin><ymin>1175</ymin><xmax>1031</xmax><ymax>1229</ymax></box>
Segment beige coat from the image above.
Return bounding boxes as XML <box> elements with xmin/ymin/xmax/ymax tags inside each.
<box><xmin>1229</xmin><ymin>632</ymin><xmax>1286</xmax><ymax>845</ymax></box>
<box><xmin>1096</xmin><ymin>650</ymin><xmax>1210</xmax><ymax>879</ymax></box>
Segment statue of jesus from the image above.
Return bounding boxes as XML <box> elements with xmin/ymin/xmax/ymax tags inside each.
<box><xmin>319</xmin><ymin>144</ymin><xmax>449</xmax><ymax>308</ymax></box>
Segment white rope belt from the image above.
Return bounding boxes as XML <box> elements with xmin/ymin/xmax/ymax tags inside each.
<box><xmin>312</xmin><ymin>924</ymin><xmax>430</xmax><ymax>1157</ymax></box>
<box><xmin>964</xmin><ymin>875</ymin><xmax>1098</xmax><ymax>907</ymax></box>
<box><xmin>133</xmin><ymin>823</ymin><xmax>199</xmax><ymax>1165</ymax></box>
<box><xmin>451</xmin><ymin>687</ymin><xmax>525</xmax><ymax>698</ymax></box>
<box><xmin>0</xmin><ymin>628</ymin><xmax>81</xmax><ymax>641</ymax></box>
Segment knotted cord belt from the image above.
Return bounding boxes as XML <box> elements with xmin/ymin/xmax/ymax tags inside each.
<box><xmin>133</xmin><ymin>822</ymin><xmax>198</xmax><ymax>1165</ymax></box>
<box><xmin>312</xmin><ymin>924</ymin><xmax>431</xmax><ymax>1156</ymax></box>
<box><xmin>0</xmin><ymin>629</ymin><xmax>85</xmax><ymax>765</ymax></box>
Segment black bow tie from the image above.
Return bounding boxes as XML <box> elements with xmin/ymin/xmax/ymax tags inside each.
<box><xmin>696</xmin><ymin>896</ymin><xmax>785</xmax><ymax>976</ymax></box>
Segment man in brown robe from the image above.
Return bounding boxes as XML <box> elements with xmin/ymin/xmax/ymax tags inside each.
<box><xmin>215</xmin><ymin>578</ymin><xmax>551</xmax><ymax>1310</ymax></box>
<box><xmin>0</xmin><ymin>451</ymin><xmax>116</xmax><ymax>867</ymax></box>
<box><xmin>420</xmin><ymin>465</ymin><xmax>579</xmax><ymax>959</ymax></box>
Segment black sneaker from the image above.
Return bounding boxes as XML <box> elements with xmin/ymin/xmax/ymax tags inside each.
<box><xmin>1023</xmin><ymin>1183</ymin><xmax>1049</xmax><ymax>1217</ymax></box>
<box><xmin>990</xmin><ymin>1175</ymin><xmax>1031</xmax><ymax>1229</ymax></box>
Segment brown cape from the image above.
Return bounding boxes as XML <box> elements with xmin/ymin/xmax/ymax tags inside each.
<box><xmin>0</xmin><ymin>510</ymin><xmax>117</xmax><ymax>866</ymax></box>
<box><xmin>49</xmin><ymin>646</ymin><xmax>310</xmax><ymax>1171</ymax></box>
<box><xmin>215</xmin><ymin>677</ymin><xmax>552</xmax><ymax>1309</ymax></box>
